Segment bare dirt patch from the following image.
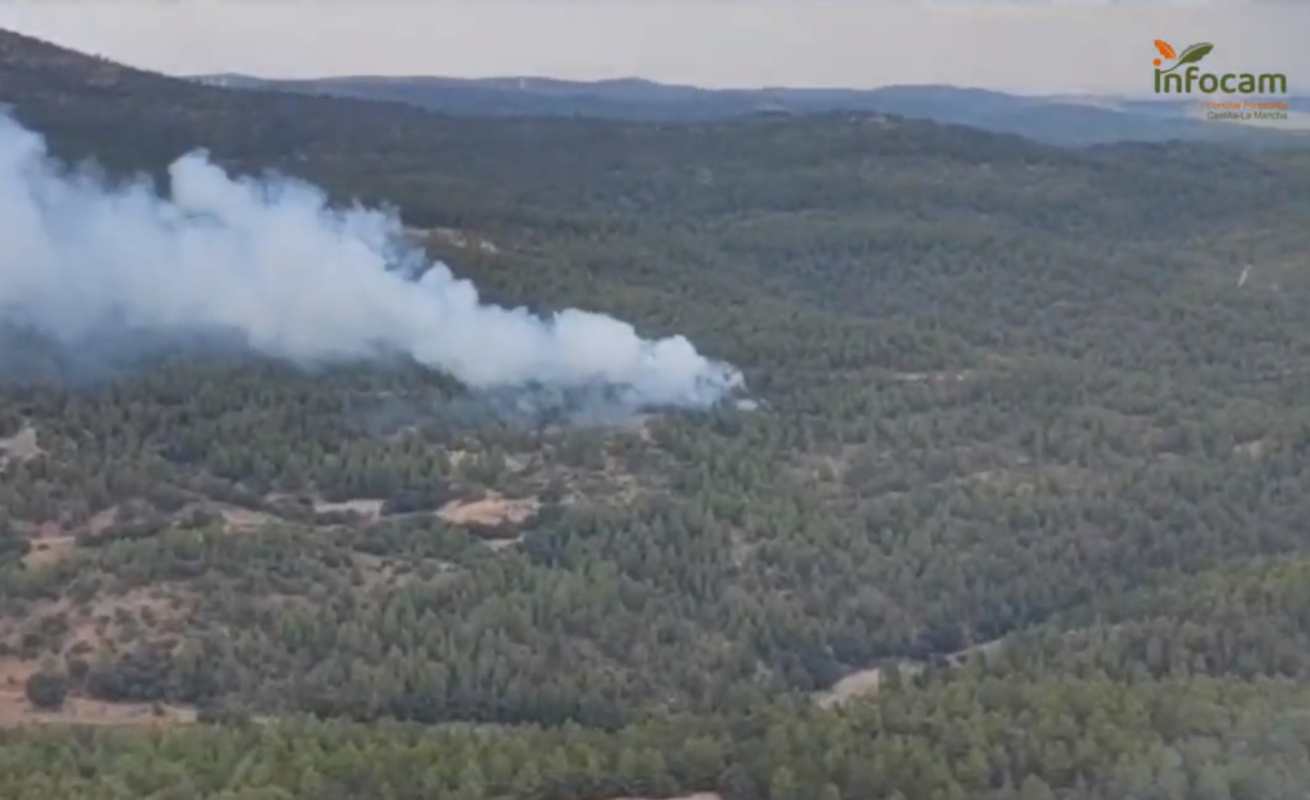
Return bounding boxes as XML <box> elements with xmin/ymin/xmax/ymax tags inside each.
<box><xmin>0</xmin><ymin>424</ymin><xmax>43</xmax><ymax>466</ymax></box>
<box><xmin>1234</xmin><ymin>439</ymin><xmax>1273</xmax><ymax>460</ymax></box>
<box><xmin>0</xmin><ymin>584</ymin><xmax>195</xmax><ymax>669</ymax></box>
<box><xmin>610</xmin><ymin>795</ymin><xmax>722</xmax><ymax>800</ymax></box>
<box><xmin>314</xmin><ymin>498</ymin><xmax>385</xmax><ymax>522</ymax></box>
<box><xmin>85</xmin><ymin>585</ymin><xmax>191</xmax><ymax>629</ymax></box>
<box><xmin>21</xmin><ymin>534</ymin><xmax>76</xmax><ymax>569</ymax></box>
<box><xmin>816</xmin><ymin>638</ymin><xmax>1005</xmax><ymax>709</ymax></box>
<box><xmin>438</xmin><ymin>493</ymin><xmax>539</xmax><ymax>528</ymax></box>
<box><xmin>83</xmin><ymin>506</ymin><xmax>120</xmax><ymax>538</ymax></box>
<box><xmin>62</xmin><ymin>585</ymin><xmax>194</xmax><ymax>661</ymax></box>
<box><xmin>214</xmin><ymin>503</ymin><xmax>281</xmax><ymax>532</ymax></box>
<box><xmin>0</xmin><ymin>657</ymin><xmax>36</xmax><ymax>690</ymax></box>
<box><xmin>0</xmin><ymin>586</ymin><xmax>199</xmax><ymax>728</ymax></box>
<box><xmin>890</xmin><ymin>370</ymin><xmax>974</xmax><ymax>384</ymax></box>
<box><xmin>815</xmin><ymin>660</ymin><xmax>922</xmax><ymax>710</ymax></box>
<box><xmin>405</xmin><ymin>226</ymin><xmax>501</xmax><ymax>255</ymax></box>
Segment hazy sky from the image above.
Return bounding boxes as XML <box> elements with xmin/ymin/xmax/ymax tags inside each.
<box><xmin>0</xmin><ymin>1</ymin><xmax>1305</xmax><ymax>95</ymax></box>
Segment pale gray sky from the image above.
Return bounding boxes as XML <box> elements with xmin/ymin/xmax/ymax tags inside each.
<box><xmin>0</xmin><ymin>1</ymin><xmax>1305</xmax><ymax>95</ymax></box>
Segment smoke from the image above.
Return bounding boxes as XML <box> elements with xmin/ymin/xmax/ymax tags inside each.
<box><xmin>0</xmin><ymin>115</ymin><xmax>741</xmax><ymax>407</ymax></box>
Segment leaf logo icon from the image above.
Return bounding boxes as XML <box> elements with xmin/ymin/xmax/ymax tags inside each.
<box><xmin>1156</xmin><ymin>41</ymin><xmax>1215</xmax><ymax>74</ymax></box>
<box><xmin>1175</xmin><ymin>43</ymin><xmax>1214</xmax><ymax>66</ymax></box>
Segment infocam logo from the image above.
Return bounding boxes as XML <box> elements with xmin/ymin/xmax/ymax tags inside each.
<box><xmin>1153</xmin><ymin>39</ymin><xmax>1287</xmax><ymax>95</ymax></box>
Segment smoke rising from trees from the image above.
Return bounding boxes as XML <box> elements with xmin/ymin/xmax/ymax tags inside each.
<box><xmin>0</xmin><ymin>115</ymin><xmax>741</xmax><ymax>407</ymax></box>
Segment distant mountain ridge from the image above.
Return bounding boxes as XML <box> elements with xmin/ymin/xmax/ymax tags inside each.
<box><xmin>193</xmin><ymin>72</ymin><xmax>1310</xmax><ymax>147</ymax></box>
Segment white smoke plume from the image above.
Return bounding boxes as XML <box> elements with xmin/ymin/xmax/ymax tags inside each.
<box><xmin>0</xmin><ymin>116</ymin><xmax>741</xmax><ymax>407</ymax></box>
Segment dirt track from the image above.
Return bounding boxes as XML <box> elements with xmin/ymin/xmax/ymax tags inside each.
<box><xmin>0</xmin><ymin>688</ymin><xmax>196</xmax><ymax>727</ymax></box>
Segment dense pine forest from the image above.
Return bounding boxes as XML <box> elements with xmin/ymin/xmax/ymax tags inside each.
<box><xmin>4</xmin><ymin>26</ymin><xmax>1310</xmax><ymax>799</ymax></box>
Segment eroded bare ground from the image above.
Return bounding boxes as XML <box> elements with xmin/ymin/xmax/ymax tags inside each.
<box><xmin>438</xmin><ymin>492</ymin><xmax>540</xmax><ymax>528</ymax></box>
<box><xmin>0</xmin><ymin>583</ymin><xmax>199</xmax><ymax>728</ymax></box>
<box><xmin>611</xmin><ymin>794</ymin><xmax>723</xmax><ymax>800</ymax></box>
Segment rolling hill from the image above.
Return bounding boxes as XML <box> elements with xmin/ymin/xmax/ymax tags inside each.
<box><xmin>196</xmin><ymin>71</ymin><xmax>1310</xmax><ymax>147</ymax></box>
<box><xmin>6</xmin><ymin>26</ymin><xmax>1310</xmax><ymax>800</ymax></box>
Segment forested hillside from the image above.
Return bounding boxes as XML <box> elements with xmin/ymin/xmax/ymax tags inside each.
<box><xmin>5</xmin><ymin>27</ymin><xmax>1310</xmax><ymax>800</ymax></box>
<box><xmin>193</xmin><ymin>73</ymin><xmax>1310</xmax><ymax>148</ymax></box>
